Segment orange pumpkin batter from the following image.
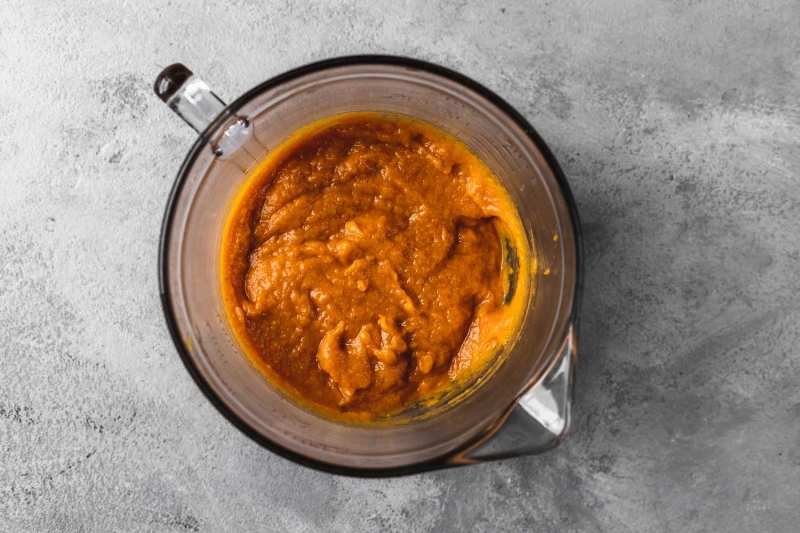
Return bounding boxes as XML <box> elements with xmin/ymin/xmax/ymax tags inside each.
<box><xmin>220</xmin><ymin>112</ymin><xmax>529</xmax><ymax>419</ymax></box>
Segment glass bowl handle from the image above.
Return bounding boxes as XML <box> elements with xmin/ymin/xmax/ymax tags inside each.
<box><xmin>153</xmin><ymin>63</ymin><xmax>262</xmax><ymax>169</ymax></box>
<box><xmin>154</xmin><ymin>63</ymin><xmax>226</xmax><ymax>133</ymax></box>
<box><xmin>452</xmin><ymin>322</ymin><xmax>577</xmax><ymax>463</ymax></box>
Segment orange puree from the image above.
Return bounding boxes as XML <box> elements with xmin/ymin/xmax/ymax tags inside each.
<box><xmin>220</xmin><ymin>112</ymin><xmax>529</xmax><ymax>419</ymax></box>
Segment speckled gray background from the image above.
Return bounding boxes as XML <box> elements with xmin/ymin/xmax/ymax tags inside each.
<box><xmin>1</xmin><ymin>0</ymin><xmax>799</xmax><ymax>531</ymax></box>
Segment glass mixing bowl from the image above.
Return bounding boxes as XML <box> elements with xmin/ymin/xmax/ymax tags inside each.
<box><xmin>154</xmin><ymin>56</ymin><xmax>581</xmax><ymax>476</ymax></box>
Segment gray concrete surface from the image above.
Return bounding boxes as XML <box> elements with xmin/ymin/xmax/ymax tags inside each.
<box><xmin>1</xmin><ymin>0</ymin><xmax>799</xmax><ymax>531</ymax></box>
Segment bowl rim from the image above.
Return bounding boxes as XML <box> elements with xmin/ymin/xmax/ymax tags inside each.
<box><xmin>158</xmin><ymin>54</ymin><xmax>583</xmax><ymax>477</ymax></box>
